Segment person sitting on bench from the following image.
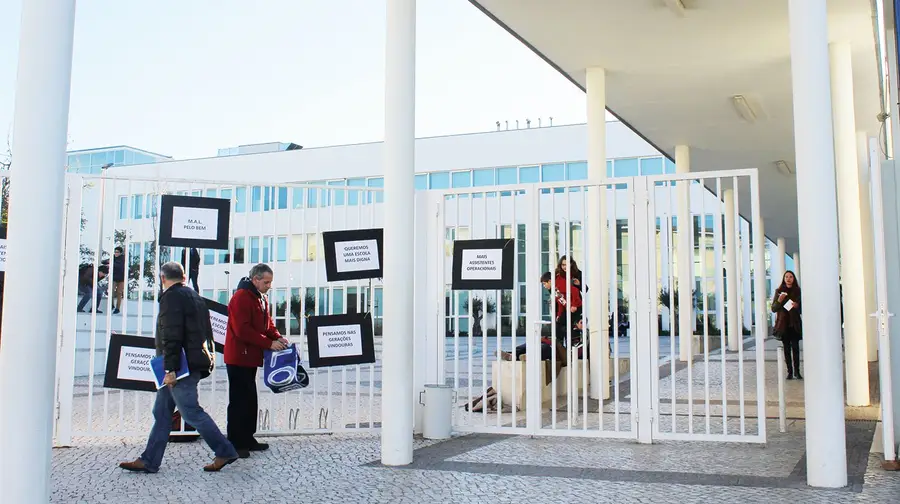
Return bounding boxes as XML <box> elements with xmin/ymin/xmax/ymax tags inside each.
<box><xmin>501</xmin><ymin>271</ymin><xmax>582</xmax><ymax>362</ymax></box>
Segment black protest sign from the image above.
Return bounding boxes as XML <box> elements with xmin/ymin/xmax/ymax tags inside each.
<box><xmin>203</xmin><ymin>297</ymin><xmax>228</xmax><ymax>353</ymax></box>
<box><xmin>451</xmin><ymin>238</ymin><xmax>515</xmax><ymax>290</ymax></box>
<box><xmin>103</xmin><ymin>333</ymin><xmax>158</xmax><ymax>392</ymax></box>
<box><xmin>306</xmin><ymin>313</ymin><xmax>376</xmax><ymax>368</ymax></box>
<box><xmin>322</xmin><ymin>228</ymin><xmax>383</xmax><ymax>282</ymax></box>
<box><xmin>159</xmin><ymin>195</ymin><xmax>230</xmax><ymax>250</ymax></box>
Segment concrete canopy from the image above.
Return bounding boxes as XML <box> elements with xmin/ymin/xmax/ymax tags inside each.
<box><xmin>471</xmin><ymin>0</ymin><xmax>883</xmax><ymax>254</ymax></box>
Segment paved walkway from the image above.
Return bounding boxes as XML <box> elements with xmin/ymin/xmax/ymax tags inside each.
<box><xmin>52</xmin><ymin>419</ymin><xmax>898</xmax><ymax>503</ymax></box>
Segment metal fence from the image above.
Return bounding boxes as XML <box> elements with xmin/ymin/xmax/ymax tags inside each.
<box><xmin>54</xmin><ymin>174</ymin><xmax>385</xmax><ymax>443</ymax></box>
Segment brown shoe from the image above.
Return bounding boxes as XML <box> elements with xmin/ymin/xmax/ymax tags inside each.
<box><xmin>119</xmin><ymin>459</ymin><xmax>152</xmax><ymax>473</ymax></box>
<box><xmin>203</xmin><ymin>456</ymin><xmax>238</xmax><ymax>472</ymax></box>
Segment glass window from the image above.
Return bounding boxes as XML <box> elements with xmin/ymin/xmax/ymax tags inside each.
<box><xmin>91</xmin><ymin>152</ymin><xmax>109</xmax><ymax>167</ymax></box>
<box><xmin>415</xmin><ymin>174</ymin><xmax>428</xmax><ymax>190</ymax></box>
<box><xmin>429</xmin><ymin>172</ymin><xmax>450</xmax><ymax>190</ymax></box>
<box><xmin>665</xmin><ymin>158</ymin><xmax>677</xmax><ymax>174</ymax></box>
<box><xmin>204</xmin><ymin>249</ymin><xmax>215</xmax><ymax>265</ymax></box>
<box><xmin>251</xmin><ymin>186</ymin><xmax>262</xmax><ymax>212</ymax></box>
<box><xmin>113</xmin><ymin>150</ymin><xmax>125</xmax><ymax>164</ymax></box>
<box><xmin>607</xmin><ymin>160</ymin><xmax>613</xmax><ymax>178</ymax></box>
<box><xmin>541</xmin><ymin>163</ymin><xmax>565</xmax><ymax>182</ymax></box>
<box><xmin>497</xmin><ymin>167</ymin><xmax>517</xmax><ymax>185</ymax></box>
<box><xmin>472</xmin><ymin>169</ymin><xmax>494</xmax><ymax>187</ymax></box>
<box><xmin>219</xmin><ymin>189</ymin><xmax>233</xmax><ymax>212</ymax></box>
<box><xmin>206</xmin><ymin>188</ymin><xmax>217</xmax><ymax>198</ymax></box>
<box><xmin>132</xmin><ymin>195</ymin><xmax>144</xmax><ymax>220</ymax></box>
<box><xmin>519</xmin><ymin>166</ymin><xmax>539</xmax><ymax>183</ymax></box>
<box><xmin>145</xmin><ymin>194</ymin><xmax>158</xmax><ymax>218</ymax></box>
<box><xmin>451</xmin><ymin>171</ymin><xmax>471</xmax><ymax>188</ymax></box>
<box><xmin>328</xmin><ymin>180</ymin><xmax>346</xmax><ymax>206</ymax></box>
<box><xmin>277</xmin><ymin>187</ymin><xmax>288</xmax><ymax>210</ymax></box>
<box><xmin>289</xmin><ymin>235</ymin><xmax>303</xmax><ymax>261</ymax></box>
<box><xmin>368</xmin><ymin>177</ymin><xmax>384</xmax><ymax>203</ymax></box>
<box><xmin>614</xmin><ymin>158</ymin><xmax>639</xmax><ymax>177</ymax></box>
<box><xmin>250</xmin><ymin>237</ymin><xmax>260</xmax><ymax>263</ymax></box>
<box><xmin>218</xmin><ymin>245</ymin><xmax>230</xmax><ymax>264</ymax></box>
<box><xmin>262</xmin><ymin>237</ymin><xmax>273</xmax><ymax>263</ymax></box>
<box><xmin>347</xmin><ymin>178</ymin><xmax>366</xmax><ymax>205</ymax></box>
<box><xmin>191</xmin><ymin>190</ymin><xmax>201</xmax><ymax>197</ymax></box>
<box><xmin>202</xmin><ymin>289</ymin><xmax>214</xmax><ymax>300</ymax></box>
<box><xmin>277</xmin><ymin>237</ymin><xmax>287</xmax><ymax>262</ymax></box>
<box><xmin>307</xmin><ymin>185</ymin><xmax>319</xmax><ymax>207</ymax></box>
<box><xmin>263</xmin><ymin>186</ymin><xmax>274</xmax><ymax>211</ymax></box>
<box><xmin>332</xmin><ymin>288</ymin><xmax>344</xmax><ymax>314</ymax></box>
<box><xmin>124</xmin><ymin>150</ymin><xmax>134</xmax><ymax>165</ymax></box>
<box><xmin>292</xmin><ymin>187</ymin><xmax>304</xmax><ymax>209</ymax></box>
<box><xmin>118</xmin><ymin>196</ymin><xmax>128</xmax><ymax>220</ymax></box>
<box><xmin>217</xmin><ymin>290</ymin><xmax>228</xmax><ymax>305</ymax></box>
<box><xmin>640</xmin><ymin>157</ymin><xmax>664</xmax><ymax>176</ymax></box>
<box><xmin>566</xmin><ymin>162</ymin><xmax>587</xmax><ymax>180</ymax></box>
<box><xmin>233</xmin><ymin>238</ymin><xmax>245</xmax><ymax>264</ymax></box>
<box><xmin>307</xmin><ymin>233</ymin><xmax>317</xmax><ymax>261</ymax></box>
<box><xmin>232</xmin><ymin>187</ymin><xmax>246</xmax><ymax>213</ymax></box>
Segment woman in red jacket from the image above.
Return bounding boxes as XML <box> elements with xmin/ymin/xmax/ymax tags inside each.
<box><xmin>501</xmin><ymin>271</ymin><xmax>582</xmax><ymax>361</ymax></box>
<box><xmin>224</xmin><ymin>264</ymin><xmax>288</xmax><ymax>458</ymax></box>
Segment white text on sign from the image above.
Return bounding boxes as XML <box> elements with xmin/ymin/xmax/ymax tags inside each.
<box><xmin>317</xmin><ymin>324</ymin><xmax>364</xmax><ymax>359</ymax></box>
<box><xmin>209</xmin><ymin>311</ymin><xmax>228</xmax><ymax>347</ymax></box>
<box><xmin>460</xmin><ymin>248</ymin><xmax>503</xmax><ymax>281</ymax></box>
<box><xmin>335</xmin><ymin>239</ymin><xmax>380</xmax><ymax>273</ymax></box>
<box><xmin>171</xmin><ymin>207</ymin><xmax>219</xmax><ymax>241</ymax></box>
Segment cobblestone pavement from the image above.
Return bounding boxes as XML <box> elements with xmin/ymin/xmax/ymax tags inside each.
<box><xmin>52</xmin><ymin>419</ymin><xmax>899</xmax><ymax>504</ymax></box>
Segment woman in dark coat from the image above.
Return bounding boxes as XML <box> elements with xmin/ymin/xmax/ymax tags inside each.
<box><xmin>771</xmin><ymin>270</ymin><xmax>803</xmax><ymax>379</ymax></box>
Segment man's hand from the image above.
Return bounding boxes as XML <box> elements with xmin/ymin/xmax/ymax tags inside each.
<box><xmin>164</xmin><ymin>371</ymin><xmax>177</xmax><ymax>388</ymax></box>
<box><xmin>270</xmin><ymin>340</ymin><xmax>288</xmax><ymax>351</ymax></box>
<box><xmin>278</xmin><ymin>337</ymin><xmax>290</xmax><ymax>346</ymax></box>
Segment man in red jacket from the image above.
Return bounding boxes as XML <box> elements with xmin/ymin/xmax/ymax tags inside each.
<box><xmin>224</xmin><ymin>263</ymin><xmax>288</xmax><ymax>458</ymax></box>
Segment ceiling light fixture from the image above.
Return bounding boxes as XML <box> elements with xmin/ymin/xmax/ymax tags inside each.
<box><xmin>731</xmin><ymin>95</ymin><xmax>758</xmax><ymax>123</ymax></box>
<box><xmin>663</xmin><ymin>0</ymin><xmax>686</xmax><ymax>16</ymax></box>
<box><xmin>775</xmin><ymin>160</ymin><xmax>794</xmax><ymax>176</ymax></box>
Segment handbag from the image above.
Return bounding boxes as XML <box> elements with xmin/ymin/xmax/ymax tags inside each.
<box><xmin>263</xmin><ymin>344</ymin><xmax>310</xmax><ymax>393</ymax></box>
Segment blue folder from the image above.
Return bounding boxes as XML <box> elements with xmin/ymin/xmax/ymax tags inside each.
<box><xmin>150</xmin><ymin>350</ymin><xmax>190</xmax><ymax>390</ymax></box>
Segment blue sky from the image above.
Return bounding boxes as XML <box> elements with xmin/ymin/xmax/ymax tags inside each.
<box><xmin>0</xmin><ymin>0</ymin><xmax>593</xmax><ymax>160</ymax></box>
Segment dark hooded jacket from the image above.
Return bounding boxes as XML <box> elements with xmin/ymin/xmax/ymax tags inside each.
<box><xmin>155</xmin><ymin>282</ymin><xmax>215</xmax><ymax>376</ymax></box>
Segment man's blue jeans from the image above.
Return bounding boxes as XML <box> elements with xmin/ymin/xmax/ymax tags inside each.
<box><xmin>139</xmin><ymin>372</ymin><xmax>237</xmax><ymax>472</ymax></box>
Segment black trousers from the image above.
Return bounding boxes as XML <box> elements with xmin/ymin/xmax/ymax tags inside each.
<box><xmin>188</xmin><ymin>272</ymin><xmax>199</xmax><ymax>293</ymax></box>
<box><xmin>226</xmin><ymin>365</ymin><xmax>259</xmax><ymax>450</ymax></box>
<box><xmin>782</xmin><ymin>331</ymin><xmax>802</xmax><ymax>376</ymax></box>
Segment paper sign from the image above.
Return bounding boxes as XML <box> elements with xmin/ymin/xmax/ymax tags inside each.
<box><xmin>171</xmin><ymin>207</ymin><xmax>219</xmax><ymax>241</ymax></box>
<box><xmin>116</xmin><ymin>346</ymin><xmax>156</xmax><ymax>382</ymax></box>
<box><xmin>784</xmin><ymin>299</ymin><xmax>794</xmax><ymax>312</ymax></box>
<box><xmin>0</xmin><ymin>238</ymin><xmax>6</xmax><ymax>273</ymax></box>
<box><xmin>460</xmin><ymin>248</ymin><xmax>503</xmax><ymax>281</ymax></box>
<box><xmin>306</xmin><ymin>313</ymin><xmax>376</xmax><ymax>368</ymax></box>
<box><xmin>203</xmin><ymin>297</ymin><xmax>228</xmax><ymax>353</ymax></box>
<box><xmin>335</xmin><ymin>239</ymin><xmax>380</xmax><ymax>273</ymax></box>
<box><xmin>322</xmin><ymin>228</ymin><xmax>384</xmax><ymax>282</ymax></box>
<box><xmin>451</xmin><ymin>238</ymin><xmax>515</xmax><ymax>291</ymax></box>
<box><xmin>317</xmin><ymin>324</ymin><xmax>364</xmax><ymax>359</ymax></box>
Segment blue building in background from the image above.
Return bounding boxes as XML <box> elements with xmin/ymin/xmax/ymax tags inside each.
<box><xmin>66</xmin><ymin>146</ymin><xmax>170</xmax><ymax>174</ymax></box>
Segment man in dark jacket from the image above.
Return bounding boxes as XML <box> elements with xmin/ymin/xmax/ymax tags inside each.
<box><xmin>181</xmin><ymin>247</ymin><xmax>201</xmax><ymax>292</ymax></box>
<box><xmin>224</xmin><ymin>263</ymin><xmax>288</xmax><ymax>458</ymax></box>
<box><xmin>77</xmin><ymin>264</ymin><xmax>107</xmax><ymax>313</ymax></box>
<box><xmin>119</xmin><ymin>261</ymin><xmax>238</xmax><ymax>473</ymax></box>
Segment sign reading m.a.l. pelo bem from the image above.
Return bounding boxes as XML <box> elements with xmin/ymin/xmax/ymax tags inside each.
<box><xmin>159</xmin><ymin>195</ymin><xmax>230</xmax><ymax>250</ymax></box>
<box><xmin>451</xmin><ymin>238</ymin><xmax>515</xmax><ymax>291</ymax></box>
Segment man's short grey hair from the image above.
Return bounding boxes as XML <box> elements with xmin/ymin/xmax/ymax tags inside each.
<box><xmin>249</xmin><ymin>263</ymin><xmax>273</xmax><ymax>279</ymax></box>
<box><xmin>160</xmin><ymin>261</ymin><xmax>185</xmax><ymax>281</ymax></box>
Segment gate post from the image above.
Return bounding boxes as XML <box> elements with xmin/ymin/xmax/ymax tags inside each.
<box><xmin>54</xmin><ymin>175</ymin><xmax>82</xmax><ymax>446</ymax></box>
<box><xmin>523</xmin><ymin>189</ymin><xmax>543</xmax><ymax>430</ymax></box>
<box><xmin>631</xmin><ymin>178</ymin><xmax>655</xmax><ymax>444</ymax></box>
<box><xmin>413</xmin><ymin>191</ymin><xmax>441</xmax><ymax>434</ymax></box>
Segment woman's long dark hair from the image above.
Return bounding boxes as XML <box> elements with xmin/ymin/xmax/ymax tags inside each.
<box><xmin>777</xmin><ymin>270</ymin><xmax>800</xmax><ymax>295</ymax></box>
<box><xmin>555</xmin><ymin>255</ymin><xmax>582</xmax><ymax>279</ymax></box>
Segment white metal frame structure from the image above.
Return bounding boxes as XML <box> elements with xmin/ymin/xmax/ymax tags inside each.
<box><xmin>55</xmin><ymin>174</ymin><xmax>388</xmax><ymax>443</ymax></box>
<box><xmin>430</xmin><ymin>169</ymin><xmax>767</xmax><ymax>444</ymax></box>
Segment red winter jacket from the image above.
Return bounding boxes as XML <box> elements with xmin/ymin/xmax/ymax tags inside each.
<box><xmin>224</xmin><ymin>278</ymin><xmax>282</xmax><ymax>368</ymax></box>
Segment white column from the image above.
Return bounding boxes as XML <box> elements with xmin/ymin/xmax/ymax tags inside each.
<box><xmin>857</xmin><ymin>131</ymin><xmax>877</xmax><ymax>362</ymax></box>
<box><xmin>676</xmin><ymin>145</ymin><xmax>693</xmax><ymax>361</ymax></box>
<box><xmin>759</xmin><ymin>219</ymin><xmax>770</xmax><ymax>329</ymax></box>
<box><xmin>831</xmin><ymin>42</ymin><xmax>870</xmax><ymax>406</ymax></box>
<box><xmin>0</xmin><ymin>2</ymin><xmax>77</xmax><ymax>501</ymax></box>
<box><xmin>775</xmin><ymin>238</ymin><xmax>787</xmax><ymax>282</ymax></box>
<box><xmin>792</xmin><ymin>252</ymin><xmax>801</xmax><ymax>281</ymax></box>
<box><xmin>381</xmin><ymin>0</ymin><xmax>415</xmax><ymax>466</ymax></box>
<box><xmin>788</xmin><ymin>0</ymin><xmax>848</xmax><ymax>487</ymax></box>
<box><xmin>586</xmin><ymin>67</ymin><xmax>610</xmax><ymax>400</ymax></box>
<box><xmin>724</xmin><ymin>189</ymin><xmax>740</xmax><ymax>351</ymax></box>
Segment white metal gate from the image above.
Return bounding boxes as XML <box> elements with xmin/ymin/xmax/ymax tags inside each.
<box><xmin>432</xmin><ymin>169</ymin><xmax>767</xmax><ymax>443</ymax></box>
<box><xmin>54</xmin><ymin>173</ymin><xmax>388</xmax><ymax>444</ymax></box>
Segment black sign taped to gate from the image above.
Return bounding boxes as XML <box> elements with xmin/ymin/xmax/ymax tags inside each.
<box><xmin>451</xmin><ymin>238</ymin><xmax>515</xmax><ymax>291</ymax></box>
